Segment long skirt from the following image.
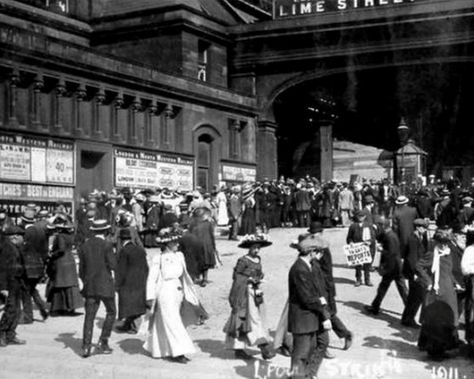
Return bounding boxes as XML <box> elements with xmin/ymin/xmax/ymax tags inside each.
<box><xmin>239</xmin><ymin>208</ymin><xmax>256</xmax><ymax>236</ymax></box>
<box><xmin>273</xmin><ymin>299</ymin><xmax>293</xmax><ymax>350</ymax></box>
<box><xmin>48</xmin><ymin>286</ymin><xmax>83</xmax><ymax>313</ymax></box>
<box><xmin>144</xmin><ymin>279</ymin><xmax>195</xmax><ymax>358</ymax></box>
<box><xmin>224</xmin><ymin>287</ymin><xmax>271</xmax><ymax>348</ymax></box>
<box><xmin>418</xmin><ymin>290</ymin><xmax>459</xmax><ymax>354</ymax></box>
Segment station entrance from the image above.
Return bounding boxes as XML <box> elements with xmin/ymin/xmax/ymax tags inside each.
<box><xmin>273</xmin><ymin>62</ymin><xmax>474</xmax><ymax>182</ymax></box>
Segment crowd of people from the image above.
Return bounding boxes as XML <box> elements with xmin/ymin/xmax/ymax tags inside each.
<box><xmin>1</xmin><ymin>174</ymin><xmax>474</xmax><ymax>378</ymax></box>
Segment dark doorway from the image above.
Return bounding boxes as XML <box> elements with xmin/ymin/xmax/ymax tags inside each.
<box><xmin>197</xmin><ymin>134</ymin><xmax>213</xmax><ymax>191</ymax></box>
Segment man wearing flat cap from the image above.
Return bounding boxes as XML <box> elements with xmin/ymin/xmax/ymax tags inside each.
<box><xmin>288</xmin><ymin>234</ymin><xmax>332</xmax><ymax>379</ymax></box>
<box><xmin>401</xmin><ymin>218</ymin><xmax>429</xmax><ymax>327</ymax></box>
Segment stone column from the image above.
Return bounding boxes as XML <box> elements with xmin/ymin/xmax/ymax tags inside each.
<box><xmin>31</xmin><ymin>73</ymin><xmax>44</xmax><ymax>130</ymax></box>
<box><xmin>111</xmin><ymin>92</ymin><xmax>124</xmax><ymax>142</ymax></box>
<box><xmin>74</xmin><ymin>83</ymin><xmax>86</xmax><ymax>137</ymax></box>
<box><xmin>145</xmin><ymin>102</ymin><xmax>157</xmax><ymax>148</ymax></box>
<box><xmin>129</xmin><ymin>96</ymin><xmax>141</xmax><ymax>145</ymax></box>
<box><xmin>256</xmin><ymin>120</ymin><xmax>278</xmax><ymax>180</ymax></box>
<box><xmin>319</xmin><ymin>119</ymin><xmax>334</xmax><ymax>183</ymax></box>
<box><xmin>229</xmin><ymin>119</ymin><xmax>241</xmax><ymax>159</ymax></box>
<box><xmin>52</xmin><ymin>78</ymin><xmax>66</xmax><ymax>134</ymax></box>
<box><xmin>7</xmin><ymin>69</ymin><xmax>20</xmax><ymax>128</ymax></box>
<box><xmin>162</xmin><ymin>104</ymin><xmax>173</xmax><ymax>150</ymax></box>
<box><xmin>93</xmin><ymin>86</ymin><xmax>105</xmax><ymax>139</ymax></box>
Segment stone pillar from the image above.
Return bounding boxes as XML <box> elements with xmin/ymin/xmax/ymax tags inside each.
<box><xmin>31</xmin><ymin>73</ymin><xmax>44</xmax><ymax>130</ymax></box>
<box><xmin>145</xmin><ymin>101</ymin><xmax>157</xmax><ymax>148</ymax></box>
<box><xmin>319</xmin><ymin>119</ymin><xmax>334</xmax><ymax>183</ymax></box>
<box><xmin>52</xmin><ymin>78</ymin><xmax>66</xmax><ymax>134</ymax></box>
<box><xmin>7</xmin><ymin>69</ymin><xmax>20</xmax><ymax>128</ymax></box>
<box><xmin>229</xmin><ymin>119</ymin><xmax>241</xmax><ymax>159</ymax></box>
<box><xmin>93</xmin><ymin>86</ymin><xmax>105</xmax><ymax>139</ymax></box>
<box><xmin>129</xmin><ymin>96</ymin><xmax>141</xmax><ymax>145</ymax></box>
<box><xmin>74</xmin><ymin>83</ymin><xmax>86</xmax><ymax>137</ymax></box>
<box><xmin>162</xmin><ymin>104</ymin><xmax>173</xmax><ymax>150</ymax></box>
<box><xmin>257</xmin><ymin>120</ymin><xmax>278</xmax><ymax>180</ymax></box>
<box><xmin>111</xmin><ymin>92</ymin><xmax>124</xmax><ymax>142</ymax></box>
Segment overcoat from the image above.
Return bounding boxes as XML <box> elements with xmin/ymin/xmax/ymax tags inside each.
<box><xmin>78</xmin><ymin>236</ymin><xmax>116</xmax><ymax>298</ymax></box>
<box><xmin>288</xmin><ymin>258</ymin><xmax>329</xmax><ymax>334</ymax></box>
<box><xmin>116</xmin><ymin>242</ymin><xmax>148</xmax><ymax>319</ymax></box>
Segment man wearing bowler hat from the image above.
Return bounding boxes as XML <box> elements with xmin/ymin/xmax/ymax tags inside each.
<box><xmin>79</xmin><ymin>219</ymin><xmax>116</xmax><ymax>358</ymax></box>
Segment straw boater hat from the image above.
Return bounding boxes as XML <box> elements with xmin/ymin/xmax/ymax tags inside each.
<box><xmin>90</xmin><ymin>219</ymin><xmax>111</xmax><ymax>231</ymax></box>
<box><xmin>395</xmin><ymin>195</ymin><xmax>409</xmax><ymax>205</ymax></box>
<box><xmin>238</xmin><ymin>234</ymin><xmax>272</xmax><ymax>249</ymax></box>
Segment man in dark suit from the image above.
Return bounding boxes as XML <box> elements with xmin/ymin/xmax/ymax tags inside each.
<box><xmin>346</xmin><ymin>210</ymin><xmax>376</xmax><ymax>287</ymax></box>
<box><xmin>0</xmin><ymin>226</ymin><xmax>27</xmax><ymax>346</ymax></box>
<box><xmin>392</xmin><ymin>195</ymin><xmax>418</xmax><ymax>260</ymax></box>
<box><xmin>228</xmin><ymin>186</ymin><xmax>242</xmax><ymax>241</ymax></box>
<box><xmin>20</xmin><ymin>213</ymin><xmax>49</xmax><ymax>323</ymax></box>
<box><xmin>365</xmin><ymin>217</ymin><xmax>408</xmax><ymax>315</ymax></box>
<box><xmin>401</xmin><ymin>218</ymin><xmax>429</xmax><ymax>327</ymax></box>
<box><xmin>288</xmin><ymin>234</ymin><xmax>332</xmax><ymax>379</ymax></box>
<box><xmin>79</xmin><ymin>219</ymin><xmax>116</xmax><ymax>358</ymax></box>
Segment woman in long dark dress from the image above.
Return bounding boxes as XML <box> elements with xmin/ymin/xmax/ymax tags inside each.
<box><xmin>418</xmin><ymin>229</ymin><xmax>460</xmax><ymax>357</ymax></box>
<box><xmin>189</xmin><ymin>208</ymin><xmax>216</xmax><ymax>287</ymax></box>
<box><xmin>47</xmin><ymin>221</ymin><xmax>82</xmax><ymax>316</ymax></box>
<box><xmin>223</xmin><ymin>234</ymin><xmax>275</xmax><ymax>360</ymax></box>
<box><xmin>239</xmin><ymin>192</ymin><xmax>256</xmax><ymax>236</ymax></box>
<box><xmin>116</xmin><ymin>228</ymin><xmax>149</xmax><ymax>334</ymax></box>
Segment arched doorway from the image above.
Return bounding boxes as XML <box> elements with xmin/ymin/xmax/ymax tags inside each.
<box><xmin>194</xmin><ymin>125</ymin><xmax>221</xmax><ymax>191</ymax></box>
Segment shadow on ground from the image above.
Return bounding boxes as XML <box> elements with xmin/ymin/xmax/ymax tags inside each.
<box><xmin>117</xmin><ymin>338</ymin><xmax>147</xmax><ymax>355</ymax></box>
<box><xmin>55</xmin><ymin>332</ymin><xmax>83</xmax><ymax>357</ymax></box>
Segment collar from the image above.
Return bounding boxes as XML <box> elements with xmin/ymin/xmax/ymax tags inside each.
<box><xmin>95</xmin><ymin>234</ymin><xmax>105</xmax><ymax>240</ymax></box>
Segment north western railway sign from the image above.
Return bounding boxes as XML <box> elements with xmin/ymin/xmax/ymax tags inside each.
<box><xmin>274</xmin><ymin>0</ymin><xmax>417</xmax><ymax>18</ymax></box>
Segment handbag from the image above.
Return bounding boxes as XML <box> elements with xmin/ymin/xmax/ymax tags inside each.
<box><xmin>253</xmin><ymin>287</ymin><xmax>264</xmax><ymax>307</ymax></box>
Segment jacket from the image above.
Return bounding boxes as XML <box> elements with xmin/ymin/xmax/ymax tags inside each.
<box><xmin>79</xmin><ymin>236</ymin><xmax>116</xmax><ymax>298</ymax></box>
<box><xmin>288</xmin><ymin>258</ymin><xmax>329</xmax><ymax>334</ymax></box>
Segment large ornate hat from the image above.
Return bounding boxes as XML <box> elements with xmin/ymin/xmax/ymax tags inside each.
<box><xmin>238</xmin><ymin>234</ymin><xmax>272</xmax><ymax>249</ymax></box>
<box><xmin>155</xmin><ymin>228</ymin><xmax>181</xmax><ymax>245</ymax></box>
<box><xmin>90</xmin><ymin>219</ymin><xmax>111</xmax><ymax>231</ymax></box>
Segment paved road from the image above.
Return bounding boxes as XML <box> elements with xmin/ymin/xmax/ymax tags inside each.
<box><xmin>1</xmin><ymin>227</ymin><xmax>473</xmax><ymax>379</ymax></box>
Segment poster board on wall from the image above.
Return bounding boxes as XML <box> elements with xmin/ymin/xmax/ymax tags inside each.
<box><xmin>0</xmin><ymin>133</ymin><xmax>75</xmax><ymax>186</ymax></box>
<box><xmin>114</xmin><ymin>149</ymin><xmax>194</xmax><ymax>191</ymax></box>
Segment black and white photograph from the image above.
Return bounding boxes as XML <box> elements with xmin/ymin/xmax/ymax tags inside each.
<box><xmin>1</xmin><ymin>0</ymin><xmax>474</xmax><ymax>378</ymax></box>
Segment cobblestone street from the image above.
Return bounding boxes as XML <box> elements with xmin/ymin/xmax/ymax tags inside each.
<box><xmin>1</xmin><ymin>227</ymin><xmax>473</xmax><ymax>379</ymax></box>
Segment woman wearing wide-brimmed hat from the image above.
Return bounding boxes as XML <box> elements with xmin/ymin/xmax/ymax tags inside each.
<box><xmin>223</xmin><ymin>234</ymin><xmax>275</xmax><ymax>360</ymax></box>
<box><xmin>46</xmin><ymin>216</ymin><xmax>83</xmax><ymax>316</ymax></box>
<box><xmin>418</xmin><ymin>229</ymin><xmax>460</xmax><ymax>357</ymax></box>
<box><xmin>141</xmin><ymin>228</ymin><xmax>208</xmax><ymax>363</ymax></box>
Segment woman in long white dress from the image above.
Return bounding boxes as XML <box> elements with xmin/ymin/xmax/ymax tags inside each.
<box><xmin>141</xmin><ymin>229</ymin><xmax>208</xmax><ymax>363</ymax></box>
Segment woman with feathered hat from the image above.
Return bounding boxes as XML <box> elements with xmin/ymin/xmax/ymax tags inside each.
<box><xmin>223</xmin><ymin>234</ymin><xmax>275</xmax><ymax>360</ymax></box>
<box><xmin>141</xmin><ymin>228</ymin><xmax>208</xmax><ymax>363</ymax></box>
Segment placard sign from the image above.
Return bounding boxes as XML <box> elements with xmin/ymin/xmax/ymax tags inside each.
<box><xmin>0</xmin><ymin>134</ymin><xmax>74</xmax><ymax>185</ymax></box>
<box><xmin>222</xmin><ymin>165</ymin><xmax>256</xmax><ymax>182</ymax></box>
<box><xmin>343</xmin><ymin>242</ymin><xmax>373</xmax><ymax>266</ymax></box>
<box><xmin>114</xmin><ymin>149</ymin><xmax>194</xmax><ymax>191</ymax></box>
